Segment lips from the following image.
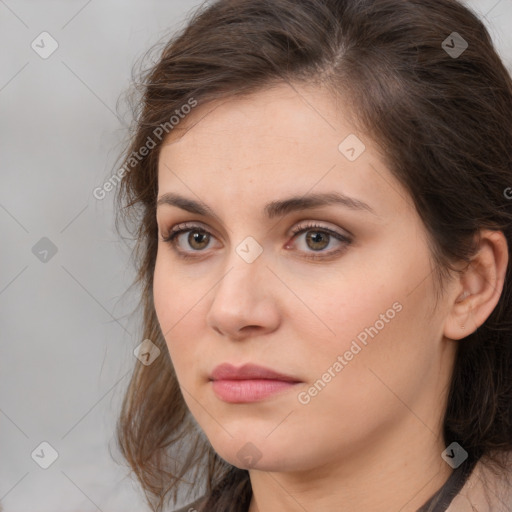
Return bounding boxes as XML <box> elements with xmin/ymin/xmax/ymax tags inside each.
<box><xmin>209</xmin><ymin>363</ymin><xmax>300</xmax><ymax>383</ymax></box>
<box><xmin>211</xmin><ymin>380</ymin><xmax>297</xmax><ymax>403</ymax></box>
<box><xmin>209</xmin><ymin>363</ymin><xmax>302</xmax><ymax>403</ymax></box>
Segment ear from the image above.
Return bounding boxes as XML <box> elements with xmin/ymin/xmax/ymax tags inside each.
<box><xmin>443</xmin><ymin>229</ymin><xmax>509</xmax><ymax>341</ymax></box>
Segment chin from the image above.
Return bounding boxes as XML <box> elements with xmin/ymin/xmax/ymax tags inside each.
<box><xmin>204</xmin><ymin>431</ymin><xmax>310</xmax><ymax>473</ymax></box>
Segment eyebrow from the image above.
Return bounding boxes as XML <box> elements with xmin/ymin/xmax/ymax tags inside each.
<box><xmin>156</xmin><ymin>191</ymin><xmax>376</xmax><ymax>219</ymax></box>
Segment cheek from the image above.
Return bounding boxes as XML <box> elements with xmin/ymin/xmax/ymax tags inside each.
<box><xmin>153</xmin><ymin>256</ymin><xmax>192</xmax><ymax>368</ymax></box>
<box><xmin>299</xmin><ymin>268</ymin><xmax>400</xmax><ymax>352</ymax></box>
<box><xmin>287</xmin><ymin>300</ymin><xmax>434</xmax><ymax>458</ymax></box>
<box><xmin>153</xmin><ymin>252</ymin><xmax>195</xmax><ymax>328</ymax></box>
<box><xmin>152</xmin><ymin>255</ymin><xmax>172</xmax><ymax>336</ymax></box>
<box><xmin>302</xmin><ymin>260</ymin><xmax>435</xmax><ymax>397</ymax></box>
<box><xmin>153</xmin><ymin>253</ymin><xmax>215</xmax><ymax>388</ymax></box>
<box><xmin>313</xmin><ymin>290</ymin><xmax>436</xmax><ymax>423</ymax></box>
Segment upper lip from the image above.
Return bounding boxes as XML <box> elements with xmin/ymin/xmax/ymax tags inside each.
<box><xmin>209</xmin><ymin>363</ymin><xmax>301</xmax><ymax>382</ymax></box>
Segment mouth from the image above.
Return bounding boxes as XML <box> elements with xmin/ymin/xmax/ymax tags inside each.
<box><xmin>209</xmin><ymin>363</ymin><xmax>302</xmax><ymax>403</ymax></box>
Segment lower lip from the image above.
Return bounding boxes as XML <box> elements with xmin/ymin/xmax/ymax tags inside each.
<box><xmin>211</xmin><ymin>379</ymin><xmax>299</xmax><ymax>403</ymax></box>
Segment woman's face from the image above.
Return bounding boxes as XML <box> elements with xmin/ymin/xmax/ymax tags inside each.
<box><xmin>153</xmin><ymin>82</ymin><xmax>457</xmax><ymax>473</ymax></box>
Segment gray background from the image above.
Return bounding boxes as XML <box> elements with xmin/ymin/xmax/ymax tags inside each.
<box><xmin>0</xmin><ymin>1</ymin><xmax>511</xmax><ymax>511</ymax></box>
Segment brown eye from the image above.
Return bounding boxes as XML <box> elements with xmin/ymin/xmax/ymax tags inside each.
<box><xmin>162</xmin><ymin>224</ymin><xmax>214</xmax><ymax>252</ymax></box>
<box><xmin>186</xmin><ymin>231</ymin><xmax>210</xmax><ymax>250</ymax></box>
<box><xmin>304</xmin><ymin>231</ymin><xmax>330</xmax><ymax>251</ymax></box>
<box><xmin>289</xmin><ymin>222</ymin><xmax>352</xmax><ymax>259</ymax></box>
<box><xmin>161</xmin><ymin>221</ymin><xmax>352</xmax><ymax>261</ymax></box>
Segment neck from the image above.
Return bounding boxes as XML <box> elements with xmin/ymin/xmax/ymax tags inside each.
<box><xmin>247</xmin><ymin>423</ymin><xmax>453</xmax><ymax>512</ymax></box>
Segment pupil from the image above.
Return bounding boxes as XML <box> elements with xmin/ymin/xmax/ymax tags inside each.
<box><xmin>191</xmin><ymin>232</ymin><xmax>207</xmax><ymax>248</ymax></box>
<box><xmin>308</xmin><ymin>231</ymin><xmax>328</xmax><ymax>250</ymax></box>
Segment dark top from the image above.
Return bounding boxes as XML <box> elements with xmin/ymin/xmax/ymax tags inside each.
<box><xmin>173</xmin><ymin>496</ymin><xmax>207</xmax><ymax>512</ymax></box>
<box><xmin>174</xmin><ymin>452</ymin><xmax>479</xmax><ymax>512</ymax></box>
<box><xmin>417</xmin><ymin>450</ymin><xmax>480</xmax><ymax>512</ymax></box>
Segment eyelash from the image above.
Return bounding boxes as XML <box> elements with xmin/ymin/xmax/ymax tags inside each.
<box><xmin>160</xmin><ymin>222</ymin><xmax>352</xmax><ymax>261</ymax></box>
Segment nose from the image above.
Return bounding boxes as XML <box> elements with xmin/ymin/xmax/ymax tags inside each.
<box><xmin>205</xmin><ymin>246</ymin><xmax>281</xmax><ymax>341</ymax></box>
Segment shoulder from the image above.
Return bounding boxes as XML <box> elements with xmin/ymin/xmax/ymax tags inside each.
<box><xmin>447</xmin><ymin>450</ymin><xmax>512</xmax><ymax>512</ymax></box>
<box><xmin>172</xmin><ymin>495</ymin><xmax>207</xmax><ymax>512</ymax></box>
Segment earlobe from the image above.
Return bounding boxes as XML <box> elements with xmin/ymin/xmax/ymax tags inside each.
<box><xmin>443</xmin><ymin>230</ymin><xmax>509</xmax><ymax>341</ymax></box>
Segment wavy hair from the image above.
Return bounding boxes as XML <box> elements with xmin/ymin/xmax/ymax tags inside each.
<box><xmin>113</xmin><ymin>0</ymin><xmax>512</xmax><ymax>510</ymax></box>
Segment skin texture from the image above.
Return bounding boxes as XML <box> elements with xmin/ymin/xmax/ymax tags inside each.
<box><xmin>153</xmin><ymin>82</ymin><xmax>508</xmax><ymax>512</ymax></box>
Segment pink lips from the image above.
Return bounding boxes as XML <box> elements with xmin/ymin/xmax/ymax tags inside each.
<box><xmin>209</xmin><ymin>363</ymin><xmax>301</xmax><ymax>403</ymax></box>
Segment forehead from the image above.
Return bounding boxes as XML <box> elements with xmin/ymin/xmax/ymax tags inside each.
<box><xmin>157</xmin><ymin>82</ymin><xmax>412</xmax><ymax>219</ymax></box>
<box><xmin>160</xmin><ymin>83</ymin><xmax>349</xmax><ymax>159</ymax></box>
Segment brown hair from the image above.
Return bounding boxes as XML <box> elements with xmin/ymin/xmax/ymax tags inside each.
<box><xmin>113</xmin><ymin>0</ymin><xmax>512</xmax><ymax>510</ymax></box>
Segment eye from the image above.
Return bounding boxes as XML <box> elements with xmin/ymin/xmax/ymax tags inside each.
<box><xmin>160</xmin><ymin>222</ymin><xmax>217</xmax><ymax>260</ymax></box>
<box><xmin>159</xmin><ymin>221</ymin><xmax>352</xmax><ymax>261</ymax></box>
<box><xmin>287</xmin><ymin>222</ymin><xmax>352</xmax><ymax>260</ymax></box>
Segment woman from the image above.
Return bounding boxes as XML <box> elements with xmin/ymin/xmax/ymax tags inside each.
<box><xmin>113</xmin><ymin>0</ymin><xmax>512</xmax><ymax>510</ymax></box>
